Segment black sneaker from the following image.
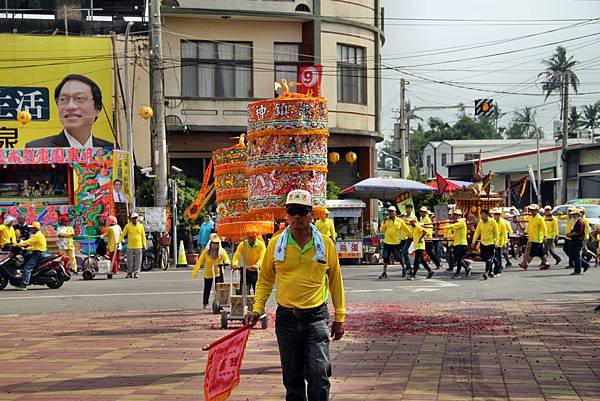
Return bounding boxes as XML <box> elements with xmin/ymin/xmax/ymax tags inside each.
<box><xmin>401</xmin><ymin>271</ymin><xmax>406</xmax><ymax>278</ymax></box>
<box><xmin>445</xmin><ymin>267</ymin><xmax>454</xmax><ymax>272</ymax></box>
<box><xmin>378</xmin><ymin>272</ymin><xmax>388</xmax><ymax>279</ymax></box>
<box><xmin>426</xmin><ymin>271</ymin><xmax>435</xmax><ymax>279</ymax></box>
<box><xmin>583</xmin><ymin>265</ymin><xmax>590</xmax><ymax>273</ymax></box>
<box><xmin>505</xmin><ymin>262</ymin><xmax>513</xmax><ymax>267</ymax></box>
<box><xmin>406</xmin><ymin>275</ymin><xmax>415</xmax><ymax>281</ymax></box>
<box><xmin>482</xmin><ymin>273</ymin><xmax>488</xmax><ymax>280</ymax></box>
<box><xmin>555</xmin><ymin>258</ymin><xmax>562</xmax><ymax>266</ymax></box>
<box><xmin>489</xmin><ymin>272</ymin><xmax>496</xmax><ymax>278</ymax></box>
<box><xmin>465</xmin><ymin>267</ymin><xmax>471</xmax><ymax>278</ymax></box>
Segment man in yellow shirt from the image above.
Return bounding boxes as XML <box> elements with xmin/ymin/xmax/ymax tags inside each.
<box><xmin>0</xmin><ymin>216</ymin><xmax>17</xmax><ymax>250</ymax></box>
<box><xmin>518</xmin><ymin>204</ymin><xmax>549</xmax><ymax>270</ymax></box>
<box><xmin>445</xmin><ymin>209</ymin><xmax>471</xmax><ymax>279</ymax></box>
<box><xmin>419</xmin><ymin>206</ymin><xmax>442</xmax><ymax>270</ymax></box>
<box><xmin>378</xmin><ymin>206</ymin><xmax>404</xmax><ymax>279</ymax></box>
<box><xmin>15</xmin><ymin>221</ymin><xmax>47</xmax><ymax>290</ymax></box>
<box><xmin>245</xmin><ymin>189</ymin><xmax>345</xmax><ymax>401</ymax></box>
<box><xmin>399</xmin><ymin>209</ymin><xmax>414</xmax><ymax>276</ymax></box>
<box><xmin>120</xmin><ymin>212</ymin><xmax>147</xmax><ymax>278</ymax></box>
<box><xmin>315</xmin><ymin>209</ymin><xmax>336</xmax><ymax>241</ymax></box>
<box><xmin>407</xmin><ymin>216</ymin><xmax>434</xmax><ymax>280</ymax></box>
<box><xmin>580</xmin><ymin>208</ymin><xmax>595</xmax><ymax>268</ymax></box>
<box><xmin>57</xmin><ymin>216</ymin><xmax>77</xmax><ymax>274</ymax></box>
<box><xmin>232</xmin><ymin>233</ymin><xmax>266</xmax><ymax>294</ymax></box>
<box><xmin>492</xmin><ymin>208</ymin><xmax>510</xmax><ymax>275</ymax></box>
<box><xmin>543</xmin><ymin>206</ymin><xmax>561</xmax><ymax>266</ymax></box>
<box><xmin>472</xmin><ymin>209</ymin><xmax>498</xmax><ymax>280</ymax></box>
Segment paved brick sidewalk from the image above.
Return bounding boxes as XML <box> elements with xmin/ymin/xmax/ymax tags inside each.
<box><xmin>1</xmin><ymin>301</ymin><xmax>600</xmax><ymax>401</ymax></box>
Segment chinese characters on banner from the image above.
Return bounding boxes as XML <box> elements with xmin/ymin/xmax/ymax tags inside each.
<box><xmin>204</xmin><ymin>325</ymin><xmax>251</xmax><ymax>401</ymax></box>
<box><xmin>112</xmin><ymin>150</ymin><xmax>132</xmax><ymax>201</ymax></box>
<box><xmin>297</xmin><ymin>65</ymin><xmax>323</xmax><ymax>96</ymax></box>
<box><xmin>0</xmin><ymin>147</ymin><xmax>108</xmax><ymax>165</ymax></box>
<box><xmin>394</xmin><ymin>191</ymin><xmax>415</xmax><ymax>216</ymax></box>
<box><xmin>336</xmin><ymin>241</ymin><xmax>363</xmax><ymax>259</ymax></box>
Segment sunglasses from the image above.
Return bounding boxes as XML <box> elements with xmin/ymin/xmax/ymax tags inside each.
<box><xmin>286</xmin><ymin>205</ymin><xmax>312</xmax><ymax>216</ymax></box>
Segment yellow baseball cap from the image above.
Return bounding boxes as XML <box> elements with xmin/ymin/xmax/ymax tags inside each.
<box><xmin>29</xmin><ymin>221</ymin><xmax>41</xmax><ymax>229</ymax></box>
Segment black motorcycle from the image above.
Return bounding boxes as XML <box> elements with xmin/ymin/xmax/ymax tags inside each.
<box><xmin>0</xmin><ymin>246</ymin><xmax>71</xmax><ymax>290</ymax></box>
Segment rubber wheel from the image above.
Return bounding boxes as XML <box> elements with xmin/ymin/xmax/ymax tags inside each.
<box><xmin>212</xmin><ymin>300</ymin><xmax>220</xmax><ymax>314</ymax></box>
<box><xmin>107</xmin><ymin>274</ymin><xmax>113</xmax><ymax>279</ymax></box>
<box><xmin>161</xmin><ymin>250</ymin><xmax>169</xmax><ymax>271</ymax></box>
<box><xmin>0</xmin><ymin>274</ymin><xmax>7</xmax><ymax>290</ymax></box>
<box><xmin>82</xmin><ymin>270</ymin><xmax>94</xmax><ymax>280</ymax></box>
<box><xmin>260</xmin><ymin>315</ymin><xmax>268</xmax><ymax>329</ymax></box>
<box><xmin>47</xmin><ymin>276</ymin><xmax>64</xmax><ymax>289</ymax></box>
<box><xmin>141</xmin><ymin>256</ymin><xmax>154</xmax><ymax>271</ymax></box>
<box><xmin>221</xmin><ymin>311</ymin><xmax>228</xmax><ymax>329</ymax></box>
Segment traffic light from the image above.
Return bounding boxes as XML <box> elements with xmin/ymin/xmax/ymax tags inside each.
<box><xmin>475</xmin><ymin>99</ymin><xmax>495</xmax><ymax>116</ymax></box>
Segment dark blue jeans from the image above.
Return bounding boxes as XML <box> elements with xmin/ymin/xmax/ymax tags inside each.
<box><xmin>22</xmin><ymin>251</ymin><xmax>44</xmax><ymax>286</ymax></box>
<box><xmin>570</xmin><ymin>239</ymin><xmax>583</xmax><ymax>273</ymax></box>
<box><xmin>480</xmin><ymin>244</ymin><xmax>495</xmax><ymax>274</ymax></box>
<box><xmin>275</xmin><ymin>303</ymin><xmax>331</xmax><ymax>401</ymax></box>
<box><xmin>401</xmin><ymin>239</ymin><xmax>412</xmax><ymax>267</ymax></box>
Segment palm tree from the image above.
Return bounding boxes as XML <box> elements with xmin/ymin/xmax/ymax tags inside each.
<box><xmin>582</xmin><ymin>101</ymin><xmax>600</xmax><ymax>137</ymax></box>
<box><xmin>507</xmin><ymin>107</ymin><xmax>543</xmax><ymax>139</ymax></box>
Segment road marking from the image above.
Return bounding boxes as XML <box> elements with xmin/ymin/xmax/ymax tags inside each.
<box><xmin>0</xmin><ymin>290</ymin><xmax>203</xmax><ymax>301</ymax></box>
<box><xmin>346</xmin><ymin>289</ymin><xmax>394</xmax><ymax>293</ymax></box>
<box><xmin>409</xmin><ymin>288</ymin><xmax>439</xmax><ymax>293</ymax></box>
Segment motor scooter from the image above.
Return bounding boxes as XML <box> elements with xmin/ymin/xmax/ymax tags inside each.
<box><xmin>0</xmin><ymin>246</ymin><xmax>71</xmax><ymax>290</ymax></box>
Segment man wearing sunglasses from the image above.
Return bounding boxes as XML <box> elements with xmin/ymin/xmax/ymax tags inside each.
<box><xmin>246</xmin><ymin>189</ymin><xmax>345</xmax><ymax>401</ymax></box>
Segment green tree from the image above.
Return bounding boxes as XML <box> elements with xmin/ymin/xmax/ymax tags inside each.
<box><xmin>326</xmin><ymin>181</ymin><xmax>340</xmax><ymax>200</ymax></box>
<box><xmin>505</xmin><ymin>107</ymin><xmax>544</xmax><ymax>139</ymax></box>
<box><xmin>582</xmin><ymin>101</ymin><xmax>600</xmax><ymax>136</ymax></box>
<box><xmin>568</xmin><ymin>106</ymin><xmax>583</xmax><ymax>136</ymax></box>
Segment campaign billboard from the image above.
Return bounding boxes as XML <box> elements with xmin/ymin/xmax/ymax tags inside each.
<box><xmin>0</xmin><ymin>34</ymin><xmax>114</xmax><ymax>148</ymax></box>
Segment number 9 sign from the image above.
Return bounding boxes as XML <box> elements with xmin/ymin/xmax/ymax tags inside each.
<box><xmin>298</xmin><ymin>65</ymin><xmax>322</xmax><ymax>96</ymax></box>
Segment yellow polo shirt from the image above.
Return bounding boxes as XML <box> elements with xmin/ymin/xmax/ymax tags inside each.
<box><xmin>582</xmin><ymin>216</ymin><xmax>591</xmax><ymax>240</ymax></box>
<box><xmin>120</xmin><ymin>222</ymin><xmax>147</xmax><ymax>250</ymax></box>
<box><xmin>544</xmin><ymin>216</ymin><xmax>559</xmax><ymax>240</ymax></box>
<box><xmin>472</xmin><ymin>218</ymin><xmax>498</xmax><ymax>246</ymax></box>
<box><xmin>446</xmin><ymin>219</ymin><xmax>468</xmax><ymax>246</ymax></box>
<box><xmin>411</xmin><ymin>223</ymin><xmax>427</xmax><ymax>251</ymax></box>
<box><xmin>380</xmin><ymin>217</ymin><xmax>403</xmax><ymax>245</ymax></box>
<box><xmin>495</xmin><ymin>218</ymin><xmax>509</xmax><ymax>247</ymax></box>
<box><xmin>0</xmin><ymin>224</ymin><xmax>16</xmax><ymax>247</ymax></box>
<box><xmin>254</xmin><ymin>232</ymin><xmax>346</xmax><ymax>322</ymax></box>
<box><xmin>192</xmin><ymin>248</ymin><xmax>230</xmax><ymax>279</ymax></box>
<box><xmin>400</xmin><ymin>217</ymin><xmax>413</xmax><ymax>239</ymax></box>
<box><xmin>528</xmin><ymin>214</ymin><xmax>547</xmax><ymax>243</ymax></box>
<box><xmin>18</xmin><ymin>230</ymin><xmax>47</xmax><ymax>252</ymax></box>
<box><xmin>315</xmin><ymin>218</ymin><xmax>337</xmax><ymax>240</ymax></box>
<box><xmin>419</xmin><ymin>215</ymin><xmax>434</xmax><ymax>238</ymax></box>
<box><xmin>232</xmin><ymin>240</ymin><xmax>266</xmax><ymax>271</ymax></box>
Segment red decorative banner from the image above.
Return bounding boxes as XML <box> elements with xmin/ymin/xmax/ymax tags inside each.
<box><xmin>204</xmin><ymin>325</ymin><xmax>251</xmax><ymax>401</ymax></box>
<box><xmin>297</xmin><ymin>65</ymin><xmax>323</xmax><ymax>96</ymax></box>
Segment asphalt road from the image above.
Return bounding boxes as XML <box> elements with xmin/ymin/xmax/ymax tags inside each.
<box><xmin>1</xmin><ymin>256</ymin><xmax>599</xmax><ymax>316</ymax></box>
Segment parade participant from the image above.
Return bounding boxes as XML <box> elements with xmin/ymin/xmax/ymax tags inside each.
<box><xmin>419</xmin><ymin>206</ymin><xmax>442</xmax><ymax>270</ymax></box>
<box><xmin>518</xmin><ymin>204</ymin><xmax>549</xmax><ymax>270</ymax></box>
<box><xmin>407</xmin><ymin>216</ymin><xmax>435</xmax><ymax>280</ymax></box>
<box><xmin>492</xmin><ymin>208</ymin><xmax>509</xmax><ymax>275</ymax></box>
<box><xmin>445</xmin><ymin>209</ymin><xmax>470</xmax><ymax>279</ymax></box>
<box><xmin>472</xmin><ymin>209</ymin><xmax>498</xmax><ymax>280</ymax></box>
<box><xmin>56</xmin><ymin>216</ymin><xmax>77</xmax><ymax>274</ymax></box>
<box><xmin>102</xmin><ymin>216</ymin><xmax>122</xmax><ymax>275</ymax></box>
<box><xmin>192</xmin><ymin>233</ymin><xmax>230</xmax><ymax>309</ymax></box>
<box><xmin>232</xmin><ymin>233</ymin><xmax>266</xmax><ymax>295</ymax></box>
<box><xmin>120</xmin><ymin>212</ymin><xmax>146</xmax><ymax>278</ymax></box>
<box><xmin>379</xmin><ymin>206</ymin><xmax>404</xmax><ymax>279</ymax></box>
<box><xmin>566</xmin><ymin>208</ymin><xmax>586</xmax><ymax>275</ymax></box>
<box><xmin>15</xmin><ymin>221</ymin><xmax>46</xmax><ymax>290</ymax></box>
<box><xmin>543</xmin><ymin>206</ymin><xmax>561</xmax><ymax>266</ymax></box>
<box><xmin>0</xmin><ymin>216</ymin><xmax>16</xmax><ymax>250</ymax></box>
<box><xmin>399</xmin><ymin>209</ymin><xmax>414</xmax><ymax>274</ymax></box>
<box><xmin>315</xmin><ymin>209</ymin><xmax>337</xmax><ymax>241</ymax></box>
<box><xmin>245</xmin><ymin>189</ymin><xmax>345</xmax><ymax>401</ymax></box>
<box><xmin>559</xmin><ymin>207</ymin><xmax>576</xmax><ymax>269</ymax></box>
<box><xmin>502</xmin><ymin>212</ymin><xmax>514</xmax><ymax>266</ymax></box>
<box><xmin>580</xmin><ymin>208</ymin><xmax>596</xmax><ymax>266</ymax></box>
<box><xmin>443</xmin><ymin>218</ymin><xmax>455</xmax><ymax>272</ymax></box>
<box><xmin>197</xmin><ymin>214</ymin><xmax>214</xmax><ymax>251</ymax></box>
<box><xmin>14</xmin><ymin>215</ymin><xmax>30</xmax><ymax>241</ymax></box>
<box><xmin>405</xmin><ymin>203</ymin><xmax>416</xmax><ymax>219</ymax></box>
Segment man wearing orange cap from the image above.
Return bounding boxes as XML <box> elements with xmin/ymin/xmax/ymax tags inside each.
<box><xmin>15</xmin><ymin>221</ymin><xmax>47</xmax><ymax>290</ymax></box>
<box><xmin>57</xmin><ymin>216</ymin><xmax>77</xmax><ymax>274</ymax></box>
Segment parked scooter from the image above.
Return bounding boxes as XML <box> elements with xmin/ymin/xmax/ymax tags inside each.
<box><xmin>0</xmin><ymin>246</ymin><xmax>71</xmax><ymax>290</ymax></box>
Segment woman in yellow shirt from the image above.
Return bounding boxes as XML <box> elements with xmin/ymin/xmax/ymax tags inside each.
<box><xmin>191</xmin><ymin>233</ymin><xmax>230</xmax><ymax>309</ymax></box>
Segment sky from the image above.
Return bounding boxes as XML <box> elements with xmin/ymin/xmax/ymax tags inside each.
<box><xmin>379</xmin><ymin>0</ymin><xmax>600</xmax><ymax>142</ymax></box>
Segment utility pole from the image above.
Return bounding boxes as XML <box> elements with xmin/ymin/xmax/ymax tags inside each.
<box><xmin>149</xmin><ymin>0</ymin><xmax>168</xmax><ymax>207</ymax></box>
<box><xmin>560</xmin><ymin>73</ymin><xmax>569</xmax><ymax>204</ymax></box>
<box><xmin>124</xmin><ymin>21</ymin><xmax>136</xmax><ymax>211</ymax></box>
<box><xmin>398</xmin><ymin>78</ymin><xmax>407</xmax><ymax>179</ymax></box>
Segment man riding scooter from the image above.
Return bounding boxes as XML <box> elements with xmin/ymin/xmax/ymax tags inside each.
<box><xmin>14</xmin><ymin>221</ymin><xmax>47</xmax><ymax>291</ymax></box>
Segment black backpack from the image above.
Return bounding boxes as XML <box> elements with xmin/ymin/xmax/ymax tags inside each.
<box><xmin>96</xmin><ymin>238</ymin><xmax>108</xmax><ymax>256</ymax></box>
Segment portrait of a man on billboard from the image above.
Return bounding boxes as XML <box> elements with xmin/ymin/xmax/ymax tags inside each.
<box><xmin>26</xmin><ymin>74</ymin><xmax>113</xmax><ymax>148</ymax></box>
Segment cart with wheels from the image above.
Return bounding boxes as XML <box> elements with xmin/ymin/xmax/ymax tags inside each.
<box><xmin>211</xmin><ymin>263</ymin><xmax>233</xmax><ymax>314</ymax></box>
<box><xmin>220</xmin><ymin>259</ymin><xmax>268</xmax><ymax>329</ymax></box>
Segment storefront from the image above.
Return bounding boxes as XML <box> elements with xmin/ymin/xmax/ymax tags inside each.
<box><xmin>0</xmin><ymin>147</ymin><xmax>130</xmax><ymax>253</ymax></box>
<box><xmin>325</xmin><ymin>199</ymin><xmax>365</xmax><ymax>264</ymax></box>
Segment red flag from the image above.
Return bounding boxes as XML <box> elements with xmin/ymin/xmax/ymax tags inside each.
<box><xmin>435</xmin><ymin>172</ymin><xmax>449</xmax><ymax>196</ymax></box>
<box><xmin>297</xmin><ymin>65</ymin><xmax>322</xmax><ymax>96</ymax></box>
<box><xmin>204</xmin><ymin>325</ymin><xmax>251</xmax><ymax>401</ymax></box>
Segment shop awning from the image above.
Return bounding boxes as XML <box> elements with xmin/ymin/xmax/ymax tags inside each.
<box><xmin>340</xmin><ymin>177</ymin><xmax>434</xmax><ymax>200</ymax></box>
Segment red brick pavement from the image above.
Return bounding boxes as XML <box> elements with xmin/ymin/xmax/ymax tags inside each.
<box><xmin>1</xmin><ymin>301</ymin><xmax>600</xmax><ymax>401</ymax></box>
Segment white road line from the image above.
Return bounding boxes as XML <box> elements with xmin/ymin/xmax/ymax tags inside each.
<box><xmin>0</xmin><ymin>290</ymin><xmax>203</xmax><ymax>301</ymax></box>
<box><xmin>346</xmin><ymin>289</ymin><xmax>394</xmax><ymax>293</ymax></box>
